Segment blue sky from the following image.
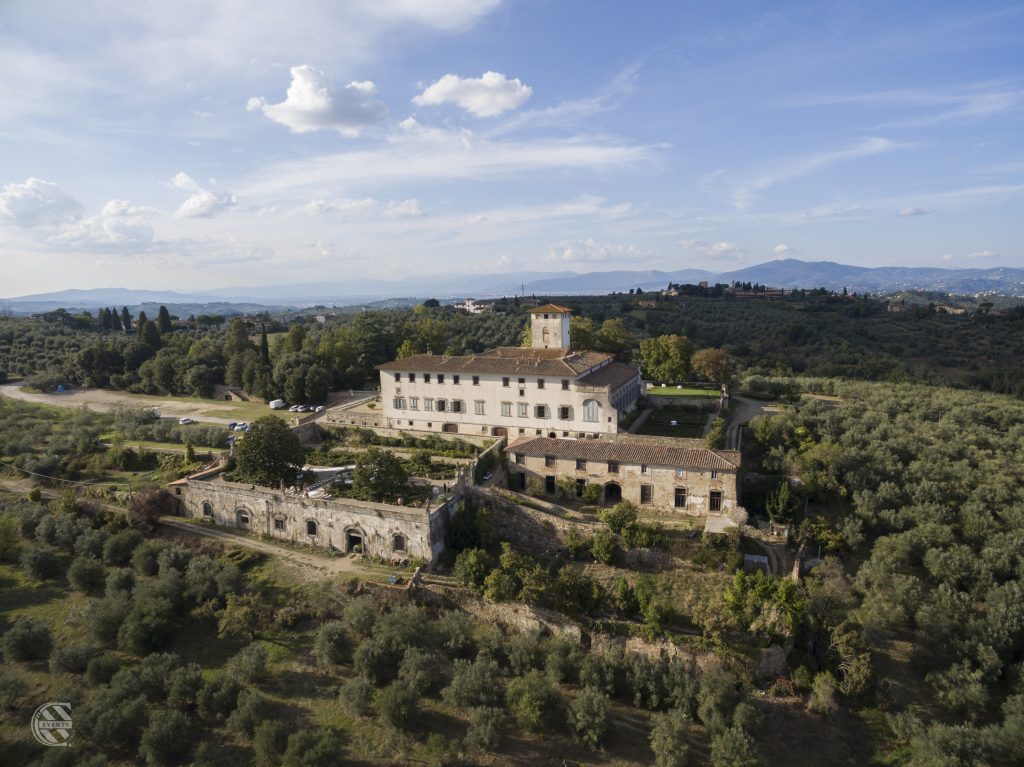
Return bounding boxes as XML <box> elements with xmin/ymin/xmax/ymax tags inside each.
<box><xmin>1</xmin><ymin>0</ymin><xmax>1022</xmax><ymax>294</ymax></box>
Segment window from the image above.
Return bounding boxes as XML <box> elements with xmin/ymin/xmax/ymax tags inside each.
<box><xmin>515</xmin><ymin>453</ymin><xmax>525</xmax><ymax>465</ymax></box>
<box><xmin>393</xmin><ymin>373</ymin><xmax>400</xmax><ymax>382</ymax></box>
<box><xmin>537</xmin><ymin>378</ymin><xmax>545</xmax><ymax>389</ymax></box>
<box><xmin>392</xmin><ymin>397</ymin><xmax>406</xmax><ymax>409</ymax></box>
<box><xmin>519</xmin><ymin>389</ymin><xmax>526</xmax><ymax>397</ymax></box>
<box><xmin>409</xmin><ymin>397</ymin><xmax>419</xmax><ymax>410</ymax></box>
<box><xmin>534</xmin><ymin>405</ymin><xmax>549</xmax><ymax>419</ymax></box>
<box><xmin>472</xmin><ymin>376</ymin><xmax>480</xmax><ymax>386</ymax></box>
<box><xmin>674</xmin><ymin>488</ymin><xmax>687</xmax><ymax>508</ymax></box>
<box><xmin>424</xmin><ymin>398</ymin><xmax>434</xmax><ymax>411</ymax></box>
<box><xmin>474</xmin><ymin>401</ymin><xmax>485</xmax><ymax>415</ymax></box>
<box><xmin>437</xmin><ymin>374</ymin><xmax>445</xmax><ymax>383</ymax></box>
<box><xmin>710</xmin><ymin>491</ymin><xmax>722</xmax><ymax>512</ymax></box>
<box><xmin>306</xmin><ymin>520</ymin><xmax>318</xmax><ymax>536</ymax></box>
<box><xmin>583</xmin><ymin>399</ymin><xmax>599</xmax><ymax>422</ymax></box>
<box><xmin>518</xmin><ymin>403</ymin><xmax>528</xmax><ymax>418</ymax></box>
<box><xmin>641</xmin><ymin>485</ymin><xmax>653</xmax><ymax>505</ymax></box>
<box><xmin>436</xmin><ymin>399</ymin><xmax>447</xmax><ymax>412</ymax></box>
<box><xmin>608</xmin><ymin>461</ymin><xmax>619</xmax><ymax>474</ymax></box>
<box><xmin>424</xmin><ymin>373</ymin><xmax>431</xmax><ymax>383</ymax></box>
<box><xmin>453</xmin><ymin>375</ymin><xmax>460</xmax><ymax>385</ymax></box>
<box><xmin>545</xmin><ymin>454</ymin><xmax>556</xmax><ymax>468</ymax></box>
<box><xmin>451</xmin><ymin>400</ymin><xmax>463</xmax><ymax>413</ymax></box>
<box><xmin>408</xmin><ymin>372</ymin><xmax>415</xmax><ymax>382</ymax></box>
<box><xmin>575</xmin><ymin>459</ymin><xmax>586</xmax><ymax>471</ymax></box>
<box><xmin>711</xmin><ymin>470</ymin><xmax>719</xmax><ymax>480</ymax></box>
<box><xmin>562</xmin><ymin>379</ymin><xmax>570</xmax><ymax>390</ymax></box>
<box><xmin>503</xmin><ymin>377</ymin><xmax>510</xmax><ymax>387</ymax></box>
<box><xmin>518</xmin><ymin>378</ymin><xmax>525</xmax><ymax>385</ymax></box>
<box><xmin>501</xmin><ymin>402</ymin><xmax>512</xmax><ymax>417</ymax></box>
<box><xmin>274</xmin><ymin>518</ymin><xmax>285</xmax><ymax>531</ymax></box>
<box><xmin>202</xmin><ymin>501</ymin><xmax>213</xmax><ymax>517</ymax></box>
<box><xmin>558</xmin><ymin>406</ymin><xmax>572</xmax><ymax>420</ymax></box>
<box><xmin>393</xmin><ymin>534</ymin><xmax>406</xmax><ymax>552</ymax></box>
<box><xmin>641</xmin><ymin>464</ymin><xmax>648</xmax><ymax>474</ymax></box>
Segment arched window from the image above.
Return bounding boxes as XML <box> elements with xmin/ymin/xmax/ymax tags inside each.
<box><xmin>306</xmin><ymin>520</ymin><xmax>318</xmax><ymax>536</ymax></box>
<box><xmin>202</xmin><ymin>501</ymin><xmax>213</xmax><ymax>517</ymax></box>
<box><xmin>583</xmin><ymin>399</ymin><xmax>599</xmax><ymax>422</ymax></box>
<box><xmin>392</xmin><ymin>533</ymin><xmax>407</xmax><ymax>552</ymax></box>
<box><xmin>236</xmin><ymin>507</ymin><xmax>251</xmax><ymax>527</ymax></box>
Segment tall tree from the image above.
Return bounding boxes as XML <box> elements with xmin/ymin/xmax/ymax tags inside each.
<box><xmin>136</xmin><ymin>310</ymin><xmax>148</xmax><ymax>336</ymax></box>
<box><xmin>259</xmin><ymin>324</ymin><xmax>270</xmax><ymax>364</ymax></box>
<box><xmin>234</xmin><ymin>416</ymin><xmax>304</xmax><ymax>487</ymax></box>
<box><xmin>121</xmin><ymin>306</ymin><xmax>132</xmax><ymax>332</ymax></box>
<box><xmin>157</xmin><ymin>305</ymin><xmax>173</xmax><ymax>334</ymax></box>
<box><xmin>140</xmin><ymin>320</ymin><xmax>162</xmax><ymax>348</ymax></box>
<box><xmin>99</xmin><ymin>307</ymin><xmax>111</xmax><ymax>331</ymax></box>
<box><xmin>691</xmin><ymin>348</ymin><xmax>732</xmax><ymax>382</ymax></box>
<box><xmin>639</xmin><ymin>334</ymin><xmax>695</xmax><ymax>383</ymax></box>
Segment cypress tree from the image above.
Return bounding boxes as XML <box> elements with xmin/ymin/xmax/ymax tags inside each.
<box><xmin>111</xmin><ymin>307</ymin><xmax>123</xmax><ymax>331</ymax></box>
<box><xmin>157</xmin><ymin>305</ymin><xmax>173</xmax><ymax>334</ymax></box>
<box><xmin>121</xmin><ymin>307</ymin><xmax>132</xmax><ymax>332</ymax></box>
<box><xmin>136</xmin><ymin>310</ymin><xmax>148</xmax><ymax>336</ymax></box>
<box><xmin>259</xmin><ymin>324</ymin><xmax>270</xmax><ymax>364</ymax></box>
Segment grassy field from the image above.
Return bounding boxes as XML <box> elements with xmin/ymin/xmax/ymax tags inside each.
<box><xmin>635</xmin><ymin>405</ymin><xmax>709</xmax><ymax>438</ymax></box>
<box><xmin>647</xmin><ymin>386</ymin><xmax>719</xmax><ymax>398</ymax></box>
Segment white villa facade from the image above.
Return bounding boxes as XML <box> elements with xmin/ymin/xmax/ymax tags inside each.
<box><xmin>376</xmin><ymin>305</ymin><xmax>643</xmax><ymax>439</ymax></box>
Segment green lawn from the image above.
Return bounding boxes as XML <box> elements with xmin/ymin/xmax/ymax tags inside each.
<box><xmin>647</xmin><ymin>386</ymin><xmax>719</xmax><ymax>398</ymax></box>
<box><xmin>635</xmin><ymin>406</ymin><xmax>709</xmax><ymax>438</ymax></box>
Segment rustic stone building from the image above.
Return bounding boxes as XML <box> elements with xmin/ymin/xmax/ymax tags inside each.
<box><xmin>506</xmin><ymin>435</ymin><xmax>740</xmax><ymax>515</ymax></box>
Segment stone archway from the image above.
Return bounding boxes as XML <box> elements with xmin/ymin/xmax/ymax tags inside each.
<box><xmin>345</xmin><ymin>527</ymin><xmax>366</xmax><ymax>554</ymax></box>
<box><xmin>603</xmin><ymin>482</ymin><xmax>622</xmax><ymax>504</ymax></box>
<box><xmin>235</xmin><ymin>507</ymin><xmax>251</xmax><ymax>529</ymax></box>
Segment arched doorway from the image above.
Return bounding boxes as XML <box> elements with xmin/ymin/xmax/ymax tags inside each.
<box><xmin>491</xmin><ymin>426</ymin><xmax>508</xmax><ymax>437</ymax></box>
<box><xmin>604</xmin><ymin>482</ymin><xmax>622</xmax><ymax>504</ymax></box>
<box><xmin>345</xmin><ymin>527</ymin><xmax>365</xmax><ymax>554</ymax></box>
<box><xmin>548</xmin><ymin>431</ymin><xmax>557</xmax><ymax>438</ymax></box>
<box><xmin>235</xmin><ymin>507</ymin><xmax>251</xmax><ymax>529</ymax></box>
<box><xmin>442</xmin><ymin>423</ymin><xmax>459</xmax><ymax>434</ymax></box>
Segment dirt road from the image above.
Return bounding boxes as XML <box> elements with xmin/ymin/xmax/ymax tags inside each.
<box><xmin>0</xmin><ymin>384</ymin><xmax>237</xmax><ymax>424</ymax></box>
<box><xmin>724</xmin><ymin>395</ymin><xmax>780</xmax><ymax>451</ymax></box>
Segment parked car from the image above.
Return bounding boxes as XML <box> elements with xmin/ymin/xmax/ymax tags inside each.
<box><xmin>288</xmin><ymin>405</ymin><xmax>301</xmax><ymax>412</ymax></box>
<box><xmin>314</xmin><ymin>405</ymin><xmax>325</xmax><ymax>412</ymax></box>
<box><xmin>178</xmin><ymin>417</ymin><xmax>195</xmax><ymax>425</ymax></box>
<box><xmin>226</xmin><ymin>421</ymin><xmax>237</xmax><ymax>430</ymax></box>
<box><xmin>233</xmin><ymin>422</ymin><xmax>248</xmax><ymax>431</ymax></box>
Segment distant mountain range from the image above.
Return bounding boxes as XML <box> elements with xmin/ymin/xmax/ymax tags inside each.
<box><xmin>3</xmin><ymin>260</ymin><xmax>1023</xmax><ymax>313</ymax></box>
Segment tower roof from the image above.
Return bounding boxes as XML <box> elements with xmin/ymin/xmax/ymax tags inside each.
<box><xmin>530</xmin><ymin>304</ymin><xmax>572</xmax><ymax>314</ymax></box>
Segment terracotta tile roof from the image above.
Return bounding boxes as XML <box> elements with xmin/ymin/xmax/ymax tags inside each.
<box><xmin>506</xmin><ymin>436</ymin><xmax>740</xmax><ymax>471</ymax></box>
<box><xmin>577</xmin><ymin>361</ymin><xmax>641</xmax><ymax>390</ymax></box>
<box><xmin>530</xmin><ymin>304</ymin><xmax>573</xmax><ymax>314</ymax></box>
<box><xmin>377</xmin><ymin>348</ymin><xmax>612</xmax><ymax>377</ymax></box>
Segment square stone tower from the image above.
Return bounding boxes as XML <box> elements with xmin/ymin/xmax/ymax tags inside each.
<box><xmin>530</xmin><ymin>304</ymin><xmax>572</xmax><ymax>349</ymax></box>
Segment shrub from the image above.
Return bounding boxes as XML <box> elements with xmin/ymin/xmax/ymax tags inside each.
<box><xmin>650</xmin><ymin>707</ymin><xmax>691</xmax><ymax>767</ymax></box>
<box><xmin>506</xmin><ymin>630</ymin><xmax>543</xmax><ymax>676</ymax></box>
<box><xmin>85</xmin><ymin>652</ymin><xmax>121</xmax><ymax>686</ymax></box>
<box><xmin>139</xmin><ymin>709</ymin><xmax>191</xmax><ymax>767</ymax></box>
<box><xmin>453</xmin><ymin>548</ymin><xmax>492</xmax><ymax>594</ymax></box>
<box><xmin>78</xmin><ymin>688</ymin><xmax>148</xmax><ymax>752</ymax></box>
<box><xmin>74</xmin><ymin>528</ymin><xmax>110</xmax><ymax>560</ymax></box>
<box><xmin>506</xmin><ymin>670</ymin><xmax>561</xmax><ymax>734</ymax></box>
<box><xmin>254</xmin><ymin>720</ymin><xmax>289</xmax><ymax>767</ymax></box>
<box><xmin>339</xmin><ymin>675</ymin><xmax>375</xmax><ymax>714</ymax></box>
<box><xmin>581</xmin><ymin>483</ymin><xmax>603</xmax><ymax>504</ymax></box>
<box><xmin>343</xmin><ymin>597</ymin><xmax>378</xmax><ymax>640</ymax></box>
<box><xmin>3</xmin><ymin>617</ymin><xmax>53</xmax><ymax>662</ymax></box>
<box><xmin>375</xmin><ymin>679</ymin><xmax>419</xmax><ymax>730</ymax></box>
<box><xmin>227</xmin><ymin>688</ymin><xmax>267</xmax><ymax>738</ymax></box>
<box><xmin>132</xmin><ymin>653</ymin><xmax>182</xmax><ymax>701</ymax></box>
<box><xmin>228</xmin><ymin>642</ymin><xmax>269</xmax><ymax>684</ymax></box>
<box><xmin>444</xmin><ymin>657</ymin><xmax>506</xmax><ymax>709</ymax></box>
<box><xmin>21</xmin><ymin>544</ymin><xmax>62</xmax><ymax>580</ymax></box>
<box><xmin>50</xmin><ymin>639</ymin><xmax>98</xmax><ymax>674</ymax></box>
<box><xmin>398</xmin><ymin>646</ymin><xmax>443</xmax><ymax>696</ymax></box>
<box><xmin>103</xmin><ymin>530</ymin><xmax>144</xmax><ymax>567</ymax></box>
<box><xmin>313</xmin><ymin>621</ymin><xmax>350</xmax><ymax>667</ymax></box>
<box><xmin>570</xmin><ymin>686</ymin><xmax>610</xmax><ymax>748</ymax></box>
<box><xmin>282</xmin><ymin>728</ymin><xmax>345</xmax><ymax>767</ymax></box>
<box><xmin>166</xmin><ymin>664</ymin><xmax>204</xmax><ymax>710</ymax></box>
<box><xmin>69</xmin><ymin>556</ymin><xmax>107</xmax><ymax>594</ymax></box>
<box><xmin>808</xmin><ymin>671</ymin><xmax>838</xmax><ymax>717</ymax></box>
<box><xmin>432</xmin><ymin>610</ymin><xmax>476</xmax><ymax>657</ymax></box>
<box><xmin>117</xmin><ymin>597</ymin><xmax>177</xmax><ymax>655</ymax></box>
<box><xmin>591</xmin><ymin>529</ymin><xmax>617</xmax><ymax>565</ymax></box>
<box><xmin>87</xmin><ymin>597</ymin><xmax>130</xmax><ymax>644</ymax></box>
<box><xmin>131</xmin><ymin>540</ymin><xmax>166</xmax><ymax>575</ymax></box>
<box><xmin>709</xmin><ymin>725</ymin><xmax>760</xmax><ymax>767</ymax></box>
<box><xmin>0</xmin><ymin>513</ymin><xmax>21</xmax><ymax>562</ymax></box>
<box><xmin>599</xmin><ymin>501</ymin><xmax>638</xmax><ymax>534</ymax></box>
<box><xmin>465</xmin><ymin>706</ymin><xmax>505</xmax><ymax>751</ymax></box>
<box><xmin>196</xmin><ymin>675</ymin><xmax>241</xmax><ymax>722</ymax></box>
<box><xmin>129</xmin><ymin>488</ymin><xmax>177</xmax><ymax>533</ymax></box>
<box><xmin>353</xmin><ymin>636</ymin><xmax>402</xmax><ymax>687</ymax></box>
<box><xmin>545</xmin><ymin>637</ymin><xmax>585</xmax><ymax>684</ymax></box>
<box><xmin>0</xmin><ymin>674</ymin><xmax>27</xmax><ymax>709</ymax></box>
<box><xmin>105</xmin><ymin>567</ymin><xmax>135</xmax><ymax>598</ymax></box>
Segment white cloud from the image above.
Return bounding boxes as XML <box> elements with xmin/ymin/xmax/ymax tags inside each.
<box><xmin>966</xmin><ymin>250</ymin><xmax>994</xmax><ymax>259</ymax></box>
<box><xmin>300</xmin><ymin>196</ymin><xmax>422</xmax><ymax>218</ymax></box>
<box><xmin>384</xmin><ymin>198</ymin><xmax>423</xmax><ymax>217</ymax></box>
<box><xmin>414</xmin><ymin>71</ymin><xmax>531</xmax><ymax>117</ymax></box>
<box><xmin>898</xmin><ymin>206</ymin><xmax>934</xmax><ymax>217</ymax></box>
<box><xmin>679</xmin><ymin>239</ymin><xmax>745</xmax><ymax>260</ymax></box>
<box><xmin>942</xmin><ymin>254</ymin><xmax>954</xmax><ymax>262</ymax></box>
<box><xmin>548</xmin><ymin>238</ymin><xmax>647</xmax><ymax>265</ymax></box>
<box><xmin>773</xmin><ymin>243</ymin><xmax>795</xmax><ymax>254</ymax></box>
<box><xmin>50</xmin><ymin>199</ymin><xmax>156</xmax><ymax>248</ymax></box>
<box><xmin>248</xmin><ymin>65</ymin><xmax>387</xmax><ymax>135</ymax></box>
<box><xmin>355</xmin><ymin>0</ymin><xmax>503</xmax><ymax>31</ymax></box>
<box><xmin>729</xmin><ymin>137</ymin><xmax>907</xmax><ymax>210</ymax></box>
<box><xmin>0</xmin><ymin>178</ymin><xmax>82</xmax><ymax>227</ymax></box>
<box><xmin>171</xmin><ymin>172</ymin><xmax>236</xmax><ymax>218</ymax></box>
